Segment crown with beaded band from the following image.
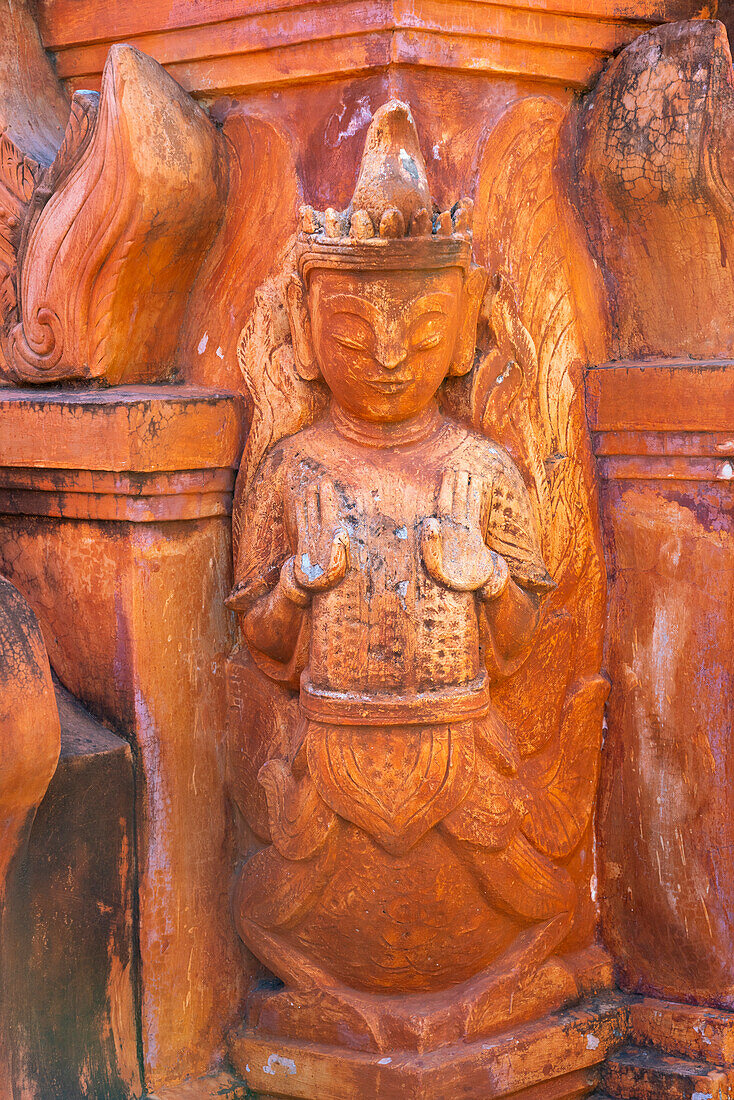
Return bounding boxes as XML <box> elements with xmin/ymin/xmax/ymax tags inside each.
<box><xmin>297</xmin><ymin>100</ymin><xmax>474</xmax><ymax>276</ymax></box>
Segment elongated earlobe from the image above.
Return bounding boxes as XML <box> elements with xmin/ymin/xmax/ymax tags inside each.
<box><xmin>449</xmin><ymin>264</ymin><xmax>488</xmax><ymax>376</ymax></box>
<box><xmin>285</xmin><ymin>274</ymin><xmax>320</xmax><ymax>381</ymax></box>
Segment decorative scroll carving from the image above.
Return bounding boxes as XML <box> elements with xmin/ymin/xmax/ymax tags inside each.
<box><xmin>226</xmin><ymin>101</ymin><xmax>610</xmax><ymax>1088</ymax></box>
<box><xmin>1</xmin><ymin>44</ymin><xmax>226</xmax><ymax>385</ymax></box>
<box><xmin>0</xmin><ymin>0</ymin><xmax>69</xmax><ymax>377</ymax></box>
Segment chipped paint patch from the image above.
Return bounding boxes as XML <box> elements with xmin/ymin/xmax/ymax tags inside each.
<box><xmin>694</xmin><ymin>1024</ymin><xmax>713</xmax><ymax>1045</ymax></box>
<box><xmin>197</xmin><ymin>332</ymin><xmax>208</xmax><ymax>354</ymax></box>
<box><xmin>399</xmin><ymin>148</ymin><xmax>421</xmax><ymax>183</ymax></box>
<box><xmin>300</xmin><ymin>554</ymin><xmax>324</xmax><ymax>582</ymax></box>
<box><xmin>334</xmin><ymin>96</ymin><xmax>372</xmax><ymax>144</ymax></box>
<box><xmin>263</xmin><ymin>1053</ymin><xmax>297</xmax><ymax>1076</ymax></box>
<box><xmin>586</xmin><ymin>1033</ymin><xmax>600</xmax><ymax>1050</ymax></box>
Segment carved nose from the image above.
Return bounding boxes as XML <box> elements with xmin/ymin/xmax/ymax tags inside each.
<box><xmin>379</xmin><ymin>346</ymin><xmax>408</xmax><ymax>371</ymax></box>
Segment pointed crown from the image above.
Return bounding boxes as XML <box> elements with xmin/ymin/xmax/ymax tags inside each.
<box><xmin>297</xmin><ymin>100</ymin><xmax>474</xmax><ymax>276</ymax></box>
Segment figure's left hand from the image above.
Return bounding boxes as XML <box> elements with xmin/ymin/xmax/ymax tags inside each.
<box><xmin>421</xmin><ymin>469</ymin><xmax>510</xmax><ymax>596</ymax></box>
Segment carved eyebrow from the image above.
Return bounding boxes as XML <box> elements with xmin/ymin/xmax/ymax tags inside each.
<box><xmin>324</xmin><ymin>295</ymin><xmax>378</xmax><ymax>324</ymax></box>
<box><xmin>407</xmin><ymin>293</ymin><xmax>455</xmax><ymax>320</ymax></box>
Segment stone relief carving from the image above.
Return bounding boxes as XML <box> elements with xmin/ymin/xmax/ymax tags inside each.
<box><xmin>2</xmin><ymin>0</ymin><xmax>733</xmax><ymax>1090</ymax></box>
<box><xmin>225</xmin><ymin>101</ymin><xmax>609</xmax><ymax>1074</ymax></box>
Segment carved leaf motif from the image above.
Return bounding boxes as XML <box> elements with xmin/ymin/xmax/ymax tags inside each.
<box><xmin>43</xmin><ymin>91</ymin><xmax>98</xmax><ymax>197</ymax></box>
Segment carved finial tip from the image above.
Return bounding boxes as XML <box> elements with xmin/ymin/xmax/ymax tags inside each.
<box><xmin>300</xmin><ymin>204</ymin><xmax>320</xmax><ymax>234</ymax></box>
<box><xmin>379</xmin><ymin>207</ymin><xmax>405</xmax><ymax>239</ymax></box>
<box><xmin>350</xmin><ymin>209</ymin><xmax>375</xmax><ymax>239</ymax></box>
<box><xmin>324</xmin><ymin>207</ymin><xmax>346</xmax><ymax>238</ymax></box>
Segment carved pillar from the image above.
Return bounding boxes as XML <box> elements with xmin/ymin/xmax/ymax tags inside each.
<box><xmin>571</xmin><ymin>17</ymin><xmax>734</xmax><ymax>1096</ymax></box>
<box><xmin>587</xmin><ymin>362</ymin><xmax>734</xmax><ymax>1094</ymax></box>
<box><xmin>0</xmin><ymin>386</ymin><xmax>247</xmax><ymax>1090</ymax></box>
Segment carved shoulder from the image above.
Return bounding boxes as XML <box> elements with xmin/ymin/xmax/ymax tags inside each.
<box><xmin>446</xmin><ymin>420</ymin><xmax>526</xmax><ymax>489</ymax></box>
<box><xmin>449</xmin><ymin>429</ymin><xmax>554</xmax><ymax>594</ymax></box>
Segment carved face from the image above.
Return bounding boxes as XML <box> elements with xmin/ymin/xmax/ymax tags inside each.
<box><xmin>307</xmin><ymin>268</ymin><xmax>463</xmax><ymax>422</ymax></box>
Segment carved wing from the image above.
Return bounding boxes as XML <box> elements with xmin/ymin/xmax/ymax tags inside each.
<box><xmin>468</xmin><ymin>98</ymin><xmax>607</xmax><ymax>856</ymax></box>
<box><xmin>472</xmin><ymin>97</ymin><xmax>602</xmax><ymax>582</ymax></box>
<box><xmin>520</xmin><ymin>674</ymin><xmax>609</xmax><ymax>859</ymax></box>
<box><xmin>231</xmin><ymin>264</ymin><xmax>327</xmax><ymax>560</ymax></box>
<box><xmin>170</xmin><ymin>109</ymin><xmax>310</xmax><ymax>562</ymax></box>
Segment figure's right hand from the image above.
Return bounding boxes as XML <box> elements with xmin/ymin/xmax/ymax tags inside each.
<box><xmin>421</xmin><ymin>469</ymin><xmax>509</xmax><ymax>597</ymax></box>
<box><xmin>293</xmin><ymin>478</ymin><xmax>350</xmax><ymax>592</ymax></box>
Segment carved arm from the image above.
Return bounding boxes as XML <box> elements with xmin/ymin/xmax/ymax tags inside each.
<box><xmin>479</xmin><ymin>581</ymin><xmax>544</xmax><ymax>664</ymax></box>
<box><xmin>240</xmin><ymin>559</ymin><xmax>310</xmax><ymax>665</ymax></box>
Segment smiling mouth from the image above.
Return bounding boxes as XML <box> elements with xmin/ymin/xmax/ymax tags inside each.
<box><xmin>368</xmin><ymin>378</ymin><xmax>411</xmax><ymax>393</ymax></box>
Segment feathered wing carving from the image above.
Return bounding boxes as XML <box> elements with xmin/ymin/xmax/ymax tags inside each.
<box><xmin>3</xmin><ymin>44</ymin><xmax>226</xmax><ymax>385</ymax></box>
<box><xmin>231</xmin><ymin>263</ymin><xmax>327</xmax><ymax>562</ymax></box>
<box><xmin>468</xmin><ymin>97</ymin><xmax>608</xmax><ymax>872</ymax></box>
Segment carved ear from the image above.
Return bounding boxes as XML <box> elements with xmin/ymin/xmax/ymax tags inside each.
<box><xmin>285</xmin><ymin>273</ymin><xmax>320</xmax><ymax>381</ymax></box>
<box><xmin>449</xmin><ymin>264</ymin><xmax>488</xmax><ymax>377</ymax></box>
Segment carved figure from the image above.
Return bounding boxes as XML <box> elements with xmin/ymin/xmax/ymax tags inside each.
<box><xmin>227</xmin><ymin>100</ymin><xmax>605</xmax><ymax>1057</ymax></box>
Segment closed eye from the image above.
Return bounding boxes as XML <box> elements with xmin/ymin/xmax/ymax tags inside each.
<box><xmin>332</xmin><ymin>332</ymin><xmax>372</xmax><ymax>351</ymax></box>
<box><xmin>412</xmin><ymin>332</ymin><xmax>443</xmax><ymax>350</ymax></box>
<box><xmin>330</xmin><ymin>311</ymin><xmax>375</xmax><ymax>353</ymax></box>
<box><xmin>409</xmin><ymin>310</ymin><xmax>448</xmax><ymax>352</ymax></box>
